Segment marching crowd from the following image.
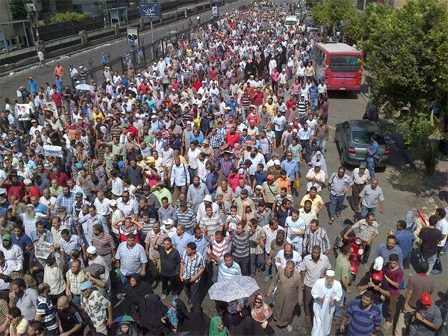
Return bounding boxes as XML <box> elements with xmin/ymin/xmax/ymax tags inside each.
<box><xmin>0</xmin><ymin>2</ymin><xmax>447</xmax><ymax>336</ymax></box>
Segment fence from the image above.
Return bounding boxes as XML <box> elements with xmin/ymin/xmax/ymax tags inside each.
<box><xmin>86</xmin><ymin>18</ymin><xmax>212</xmax><ymax>84</ymax></box>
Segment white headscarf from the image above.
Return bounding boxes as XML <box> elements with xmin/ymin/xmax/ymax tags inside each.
<box><xmin>311</xmin><ymin>151</ymin><xmax>328</xmax><ymax>177</ymax></box>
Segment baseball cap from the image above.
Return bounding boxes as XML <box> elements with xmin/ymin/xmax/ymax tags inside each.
<box><xmin>2</xmin><ymin>234</ymin><xmax>11</xmax><ymax>241</ymax></box>
<box><xmin>359</xmin><ymin>162</ymin><xmax>367</xmax><ymax>169</ymax></box>
<box><xmin>240</xmin><ymin>189</ymin><xmax>249</xmax><ymax>195</ymax></box>
<box><xmin>373</xmin><ymin>256</ymin><xmax>384</xmax><ymax>271</ymax></box>
<box><xmin>267</xmin><ymin>174</ymin><xmax>275</xmax><ymax>181</ymax></box>
<box><xmin>163</xmin><ymin>219</ymin><xmax>174</xmax><ymax>226</ymax></box>
<box><xmin>421</xmin><ymin>293</ymin><xmax>432</xmax><ymax>306</ymax></box>
<box><xmin>258</xmin><ymin>201</ymin><xmax>266</xmax><ymax>207</ymax></box>
<box><xmin>244</xmin><ymin>159</ymin><xmax>252</xmax><ymax>166</ymax></box>
<box><xmin>109</xmin><ymin>200</ymin><xmax>117</xmax><ymax>207</ymax></box>
<box><xmin>142</xmin><ymin>185</ymin><xmax>150</xmax><ymax>191</ymax></box>
<box><xmin>274</xmin><ymin>159</ymin><xmax>281</xmax><ymax>165</ymax></box>
<box><xmin>57</xmin><ymin>206</ymin><xmax>66</xmax><ymax>212</ymax></box>
<box><xmin>75</xmin><ymin>192</ymin><xmax>83</xmax><ymax>198</ymax></box>
<box><xmin>23</xmin><ymin>179</ymin><xmax>33</xmax><ymax>185</ymax></box>
<box><xmin>147</xmin><ymin>157</ymin><xmax>156</xmax><ymax>163</ymax></box>
<box><xmin>86</xmin><ymin>246</ymin><xmax>97</xmax><ymax>255</ymax></box>
<box><xmin>79</xmin><ymin>281</ymin><xmax>93</xmax><ymax>291</ymax></box>
<box><xmin>255</xmin><ymin>185</ymin><xmax>263</xmax><ymax>190</ymax></box>
<box><xmin>204</xmin><ymin>195</ymin><xmax>213</xmax><ymax>202</ymax></box>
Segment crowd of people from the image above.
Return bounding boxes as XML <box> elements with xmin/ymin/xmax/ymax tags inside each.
<box><xmin>0</xmin><ymin>2</ymin><xmax>447</xmax><ymax>336</ymax></box>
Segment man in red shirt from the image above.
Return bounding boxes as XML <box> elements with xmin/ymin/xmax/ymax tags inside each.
<box><xmin>51</xmin><ymin>90</ymin><xmax>63</xmax><ymax>108</ymax></box>
<box><xmin>23</xmin><ymin>179</ymin><xmax>41</xmax><ymax>202</ymax></box>
<box><xmin>225</xmin><ymin>126</ymin><xmax>240</xmax><ymax>147</ymax></box>
<box><xmin>50</xmin><ymin>167</ymin><xmax>69</xmax><ymax>187</ymax></box>
<box><xmin>0</xmin><ymin>172</ymin><xmax>25</xmax><ymax>204</ymax></box>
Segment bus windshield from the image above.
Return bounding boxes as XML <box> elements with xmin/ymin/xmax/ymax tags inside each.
<box><xmin>329</xmin><ymin>55</ymin><xmax>361</xmax><ymax>72</ymax></box>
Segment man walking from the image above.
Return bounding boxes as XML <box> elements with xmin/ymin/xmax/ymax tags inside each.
<box><xmin>327</xmin><ymin>167</ymin><xmax>353</xmax><ymax>225</ymax></box>
<box><xmin>366</xmin><ymin>135</ymin><xmax>379</xmax><ymax>178</ymax></box>
<box><xmin>179</xmin><ymin>242</ymin><xmax>205</xmax><ymax>306</ymax></box>
<box><xmin>351</xmin><ymin>163</ymin><xmax>370</xmax><ymax>210</ymax></box>
<box><xmin>267</xmin><ymin>260</ymin><xmax>301</xmax><ymax>333</ymax></box>
<box><xmin>357</xmin><ymin>179</ymin><xmax>385</xmax><ymax>218</ymax></box>
<box><xmin>311</xmin><ymin>270</ymin><xmax>343</xmax><ymax>336</ymax></box>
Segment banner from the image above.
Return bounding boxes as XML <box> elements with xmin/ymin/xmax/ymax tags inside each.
<box><xmin>43</xmin><ymin>145</ymin><xmax>63</xmax><ymax>158</ymax></box>
<box><xmin>139</xmin><ymin>3</ymin><xmax>161</xmax><ymax>18</ymax></box>
<box><xmin>16</xmin><ymin>104</ymin><xmax>31</xmax><ymax>121</ymax></box>
<box><xmin>35</xmin><ymin>241</ymin><xmax>53</xmax><ymax>259</ymax></box>
<box><xmin>127</xmin><ymin>27</ymin><xmax>139</xmax><ymax>47</ymax></box>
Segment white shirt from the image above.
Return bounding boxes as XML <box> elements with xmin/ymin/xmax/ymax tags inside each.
<box><xmin>299</xmin><ymin>208</ymin><xmax>318</xmax><ymax>227</ymax></box>
<box><xmin>0</xmin><ymin>260</ymin><xmax>15</xmax><ymax>290</ymax></box>
<box><xmin>274</xmin><ymin>249</ymin><xmax>302</xmax><ymax>270</ymax></box>
<box><xmin>306</xmin><ymin>169</ymin><xmax>326</xmax><ymax>192</ymax></box>
<box><xmin>111</xmin><ymin>177</ymin><xmax>124</xmax><ymax>196</ymax></box>
<box><xmin>263</xmin><ymin>226</ymin><xmax>284</xmax><ymax>254</ymax></box>
<box><xmin>94</xmin><ymin>198</ymin><xmax>111</xmax><ymax>216</ymax></box>
<box><xmin>437</xmin><ymin>218</ymin><xmax>448</xmax><ymax>247</ymax></box>
<box><xmin>187</xmin><ymin>148</ymin><xmax>201</xmax><ymax>169</ymax></box>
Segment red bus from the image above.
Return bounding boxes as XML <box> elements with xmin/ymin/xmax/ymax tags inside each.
<box><xmin>312</xmin><ymin>43</ymin><xmax>363</xmax><ymax>92</ymax></box>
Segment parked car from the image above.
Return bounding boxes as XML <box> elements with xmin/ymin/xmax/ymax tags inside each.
<box><xmin>334</xmin><ymin>120</ymin><xmax>390</xmax><ymax>168</ymax></box>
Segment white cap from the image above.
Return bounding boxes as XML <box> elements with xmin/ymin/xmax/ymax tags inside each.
<box><xmin>163</xmin><ymin>218</ymin><xmax>174</xmax><ymax>226</ymax></box>
<box><xmin>204</xmin><ymin>195</ymin><xmax>213</xmax><ymax>202</ymax></box>
<box><xmin>12</xmin><ymin>264</ymin><xmax>23</xmax><ymax>272</ymax></box>
<box><xmin>326</xmin><ymin>270</ymin><xmax>335</xmax><ymax>277</ymax></box>
<box><xmin>108</xmin><ymin>200</ymin><xmax>117</xmax><ymax>207</ymax></box>
<box><xmin>23</xmin><ymin>179</ymin><xmax>33</xmax><ymax>185</ymax></box>
<box><xmin>274</xmin><ymin>159</ymin><xmax>281</xmax><ymax>165</ymax></box>
<box><xmin>373</xmin><ymin>256</ymin><xmax>384</xmax><ymax>271</ymax></box>
<box><xmin>314</xmin><ymin>162</ymin><xmax>321</xmax><ymax>167</ymax></box>
<box><xmin>86</xmin><ymin>246</ymin><xmax>97</xmax><ymax>254</ymax></box>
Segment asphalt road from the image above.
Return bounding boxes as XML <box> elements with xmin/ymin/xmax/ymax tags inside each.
<box><xmin>0</xmin><ymin>0</ymin><xmax>251</xmax><ymax>103</ymax></box>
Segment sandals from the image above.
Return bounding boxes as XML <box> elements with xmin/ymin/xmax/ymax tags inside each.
<box><xmin>329</xmin><ymin>217</ymin><xmax>335</xmax><ymax>225</ymax></box>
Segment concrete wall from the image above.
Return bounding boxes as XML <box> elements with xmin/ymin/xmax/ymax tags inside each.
<box><xmin>0</xmin><ymin>0</ymin><xmax>13</xmax><ymax>23</ymax></box>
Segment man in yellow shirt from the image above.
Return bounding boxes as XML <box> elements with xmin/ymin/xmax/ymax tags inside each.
<box><xmin>300</xmin><ymin>186</ymin><xmax>324</xmax><ymax>215</ymax></box>
<box><xmin>264</xmin><ymin>97</ymin><xmax>276</xmax><ymax>116</ymax></box>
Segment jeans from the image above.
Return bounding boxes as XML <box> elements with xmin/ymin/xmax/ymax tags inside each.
<box><xmin>300</xmin><ymin>139</ymin><xmax>311</xmax><ymax>163</ymax></box>
<box><xmin>423</xmin><ymin>253</ymin><xmax>438</xmax><ymax>275</ymax></box>
<box><xmin>314</xmin><ymin>139</ymin><xmax>326</xmax><ymax>154</ymax></box>
<box><xmin>250</xmin><ymin>253</ymin><xmax>265</xmax><ymax>275</ymax></box>
<box><xmin>119</xmin><ymin>272</ymin><xmax>131</xmax><ymax>288</ymax></box>
<box><xmin>366</xmin><ymin>157</ymin><xmax>375</xmax><ymax>179</ymax></box>
<box><xmin>376</xmin><ymin>302</ymin><xmax>384</xmax><ymax>322</ymax></box>
<box><xmin>188</xmin><ymin>168</ymin><xmax>197</xmax><ymax>182</ymax></box>
<box><xmin>329</xmin><ymin>193</ymin><xmax>345</xmax><ymax>218</ymax></box>
<box><xmin>264</xmin><ymin>252</ymin><xmax>273</xmax><ymax>279</ymax></box>
<box><xmin>72</xmin><ymin>294</ymin><xmax>81</xmax><ymax>307</ymax></box>
<box><xmin>361</xmin><ymin>205</ymin><xmax>376</xmax><ymax>218</ymax></box>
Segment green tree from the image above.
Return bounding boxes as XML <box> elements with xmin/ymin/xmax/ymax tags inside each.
<box><xmin>311</xmin><ymin>0</ymin><xmax>356</xmax><ymax>29</ymax></box>
<box><xmin>362</xmin><ymin>0</ymin><xmax>448</xmax><ymax>174</ymax></box>
<box><xmin>10</xmin><ymin>0</ymin><xmax>27</xmax><ymax>20</ymax></box>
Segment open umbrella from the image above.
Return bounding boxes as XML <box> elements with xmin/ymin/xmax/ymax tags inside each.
<box><xmin>75</xmin><ymin>83</ymin><xmax>93</xmax><ymax>91</ymax></box>
<box><xmin>113</xmin><ymin>315</ymin><xmax>135</xmax><ymax>324</ymax></box>
<box><xmin>208</xmin><ymin>275</ymin><xmax>259</xmax><ymax>302</ymax></box>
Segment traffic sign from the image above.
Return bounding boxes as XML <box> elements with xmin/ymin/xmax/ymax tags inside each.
<box><xmin>139</xmin><ymin>3</ymin><xmax>161</xmax><ymax>18</ymax></box>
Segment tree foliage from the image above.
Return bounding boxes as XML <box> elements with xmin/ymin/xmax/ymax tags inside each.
<box><xmin>358</xmin><ymin>0</ymin><xmax>448</xmax><ymax>174</ymax></box>
<box><xmin>10</xmin><ymin>0</ymin><xmax>27</xmax><ymax>20</ymax></box>
<box><xmin>49</xmin><ymin>12</ymin><xmax>91</xmax><ymax>24</ymax></box>
<box><xmin>311</xmin><ymin>0</ymin><xmax>356</xmax><ymax>28</ymax></box>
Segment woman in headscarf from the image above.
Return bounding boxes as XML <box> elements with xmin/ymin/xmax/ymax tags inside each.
<box><xmin>125</xmin><ymin>274</ymin><xmax>153</xmax><ymax>322</ymax></box>
<box><xmin>310</xmin><ymin>151</ymin><xmax>328</xmax><ymax>177</ymax></box>
<box><xmin>173</xmin><ymin>299</ymin><xmax>192</xmax><ymax>332</ymax></box>
<box><xmin>243</xmin><ymin>293</ymin><xmax>275</xmax><ymax>336</ymax></box>
<box><xmin>138</xmin><ymin>294</ymin><xmax>168</xmax><ymax>336</ymax></box>
<box><xmin>189</xmin><ymin>305</ymin><xmax>211</xmax><ymax>336</ymax></box>
<box><xmin>116</xmin><ymin>321</ymin><xmax>142</xmax><ymax>336</ymax></box>
<box><xmin>209</xmin><ymin>316</ymin><xmax>229</xmax><ymax>336</ymax></box>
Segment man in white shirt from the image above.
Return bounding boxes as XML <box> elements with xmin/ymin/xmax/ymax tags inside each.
<box><xmin>187</xmin><ymin>140</ymin><xmax>201</xmax><ymax>180</ymax></box>
<box><xmin>436</xmin><ymin>208</ymin><xmax>448</xmax><ymax>254</ymax></box>
<box><xmin>351</xmin><ymin>162</ymin><xmax>371</xmax><ymax>210</ymax></box>
<box><xmin>306</xmin><ymin>163</ymin><xmax>326</xmax><ymax>192</ymax></box>
<box><xmin>275</xmin><ymin>243</ymin><xmax>302</xmax><ymax>271</ymax></box>
<box><xmin>93</xmin><ymin>191</ymin><xmax>111</xmax><ymax>224</ymax></box>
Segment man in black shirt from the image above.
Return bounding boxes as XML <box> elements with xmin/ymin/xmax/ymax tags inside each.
<box><xmin>157</xmin><ymin>237</ymin><xmax>182</xmax><ymax>300</ymax></box>
<box><xmin>419</xmin><ymin>215</ymin><xmax>443</xmax><ymax>275</ymax></box>
<box><xmin>57</xmin><ymin>295</ymin><xmax>85</xmax><ymax>335</ymax></box>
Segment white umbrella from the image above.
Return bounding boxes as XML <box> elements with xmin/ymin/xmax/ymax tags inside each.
<box><xmin>75</xmin><ymin>83</ymin><xmax>93</xmax><ymax>91</ymax></box>
<box><xmin>208</xmin><ymin>275</ymin><xmax>260</xmax><ymax>302</ymax></box>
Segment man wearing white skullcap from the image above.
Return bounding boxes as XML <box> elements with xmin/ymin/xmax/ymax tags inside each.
<box><xmin>310</xmin><ymin>269</ymin><xmax>343</xmax><ymax>336</ymax></box>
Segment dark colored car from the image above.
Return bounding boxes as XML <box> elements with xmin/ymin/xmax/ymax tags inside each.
<box><xmin>334</xmin><ymin>120</ymin><xmax>390</xmax><ymax>168</ymax></box>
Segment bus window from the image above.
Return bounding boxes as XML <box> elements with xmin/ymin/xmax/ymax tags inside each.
<box><xmin>329</xmin><ymin>55</ymin><xmax>361</xmax><ymax>72</ymax></box>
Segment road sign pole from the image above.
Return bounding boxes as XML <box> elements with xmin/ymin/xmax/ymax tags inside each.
<box><xmin>150</xmin><ymin>19</ymin><xmax>154</xmax><ymax>44</ymax></box>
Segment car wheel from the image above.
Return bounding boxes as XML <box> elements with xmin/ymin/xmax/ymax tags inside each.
<box><xmin>340</xmin><ymin>149</ymin><xmax>347</xmax><ymax>166</ymax></box>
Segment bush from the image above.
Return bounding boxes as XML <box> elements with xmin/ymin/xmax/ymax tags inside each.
<box><xmin>49</xmin><ymin>12</ymin><xmax>91</xmax><ymax>24</ymax></box>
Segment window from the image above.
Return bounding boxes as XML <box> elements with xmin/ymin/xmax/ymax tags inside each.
<box><xmin>329</xmin><ymin>55</ymin><xmax>361</xmax><ymax>72</ymax></box>
<box><xmin>352</xmin><ymin>131</ymin><xmax>385</xmax><ymax>145</ymax></box>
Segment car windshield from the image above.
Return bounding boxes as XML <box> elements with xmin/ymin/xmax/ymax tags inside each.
<box><xmin>352</xmin><ymin>131</ymin><xmax>385</xmax><ymax>145</ymax></box>
<box><xmin>330</xmin><ymin>55</ymin><xmax>361</xmax><ymax>72</ymax></box>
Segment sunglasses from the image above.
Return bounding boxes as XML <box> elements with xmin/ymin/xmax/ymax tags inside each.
<box><xmin>254</xmin><ymin>300</ymin><xmax>262</xmax><ymax>304</ymax></box>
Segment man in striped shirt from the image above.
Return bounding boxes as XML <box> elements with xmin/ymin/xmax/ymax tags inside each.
<box><xmin>180</xmin><ymin>242</ymin><xmax>205</xmax><ymax>306</ymax></box>
<box><xmin>173</xmin><ymin>200</ymin><xmax>197</xmax><ymax>235</ymax></box>
<box><xmin>206</xmin><ymin>247</ymin><xmax>242</xmax><ymax>282</ymax></box>
<box><xmin>230</xmin><ymin>223</ymin><xmax>252</xmax><ymax>276</ymax></box>
<box><xmin>35</xmin><ymin>283</ymin><xmax>59</xmax><ymax>334</ymax></box>
<box><xmin>199</xmin><ymin>205</ymin><xmax>224</xmax><ymax>239</ymax></box>
<box><xmin>207</xmin><ymin>231</ymin><xmax>231</xmax><ymax>282</ymax></box>
<box><xmin>340</xmin><ymin>290</ymin><xmax>382</xmax><ymax>336</ymax></box>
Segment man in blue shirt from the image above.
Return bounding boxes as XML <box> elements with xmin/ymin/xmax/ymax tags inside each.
<box><xmin>172</xmin><ymin>225</ymin><xmax>194</xmax><ymax>256</ymax></box>
<box><xmin>308</xmin><ymin>82</ymin><xmax>319</xmax><ymax>113</ymax></box>
<box><xmin>395</xmin><ymin>220</ymin><xmax>414</xmax><ymax>269</ymax></box>
<box><xmin>28</xmin><ymin>77</ymin><xmax>37</xmax><ymax>94</ymax></box>
<box><xmin>366</xmin><ymin>135</ymin><xmax>379</xmax><ymax>179</ymax></box>
<box><xmin>281</xmin><ymin>151</ymin><xmax>300</xmax><ymax>194</ymax></box>
<box><xmin>374</xmin><ymin>235</ymin><xmax>404</xmax><ymax>270</ymax></box>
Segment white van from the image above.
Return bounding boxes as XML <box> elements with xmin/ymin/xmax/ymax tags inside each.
<box><xmin>285</xmin><ymin>16</ymin><xmax>298</xmax><ymax>27</ymax></box>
